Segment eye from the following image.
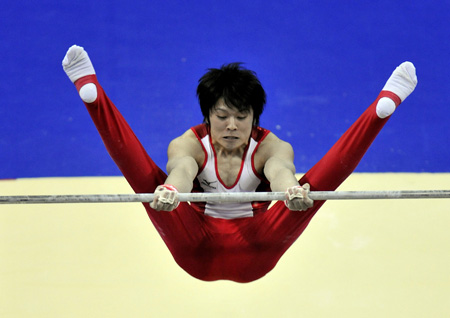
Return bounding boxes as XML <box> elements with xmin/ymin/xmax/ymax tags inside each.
<box><xmin>216</xmin><ymin>115</ymin><xmax>227</xmax><ymax>120</ymax></box>
<box><xmin>237</xmin><ymin>116</ymin><xmax>248</xmax><ymax>120</ymax></box>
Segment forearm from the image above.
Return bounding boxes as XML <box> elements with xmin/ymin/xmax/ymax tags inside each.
<box><xmin>264</xmin><ymin>158</ymin><xmax>313</xmax><ymax>211</ymax></box>
<box><xmin>165</xmin><ymin>156</ymin><xmax>198</xmax><ymax>193</ymax></box>
<box><xmin>150</xmin><ymin>156</ymin><xmax>197</xmax><ymax>211</ymax></box>
<box><xmin>268</xmin><ymin>167</ymin><xmax>299</xmax><ymax>192</ymax></box>
<box><xmin>264</xmin><ymin>157</ymin><xmax>299</xmax><ymax>192</ymax></box>
<box><xmin>164</xmin><ymin>169</ymin><xmax>195</xmax><ymax>193</ymax></box>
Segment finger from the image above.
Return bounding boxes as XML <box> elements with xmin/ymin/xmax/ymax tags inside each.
<box><xmin>300</xmin><ymin>184</ymin><xmax>314</xmax><ymax>208</ymax></box>
<box><xmin>286</xmin><ymin>189</ymin><xmax>303</xmax><ymax>201</ymax></box>
<box><xmin>149</xmin><ymin>200</ymin><xmax>158</xmax><ymax>210</ymax></box>
<box><xmin>297</xmin><ymin>201</ymin><xmax>309</xmax><ymax>211</ymax></box>
<box><xmin>287</xmin><ymin>198</ymin><xmax>304</xmax><ymax>211</ymax></box>
<box><xmin>150</xmin><ymin>193</ymin><xmax>167</xmax><ymax>210</ymax></box>
<box><xmin>302</xmin><ymin>183</ymin><xmax>310</xmax><ymax>191</ymax></box>
<box><xmin>299</xmin><ymin>188</ymin><xmax>312</xmax><ymax>207</ymax></box>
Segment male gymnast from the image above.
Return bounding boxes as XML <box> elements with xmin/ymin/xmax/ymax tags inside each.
<box><xmin>63</xmin><ymin>45</ymin><xmax>417</xmax><ymax>282</ymax></box>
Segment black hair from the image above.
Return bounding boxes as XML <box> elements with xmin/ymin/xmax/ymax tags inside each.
<box><xmin>196</xmin><ymin>63</ymin><xmax>266</xmax><ymax>126</ymax></box>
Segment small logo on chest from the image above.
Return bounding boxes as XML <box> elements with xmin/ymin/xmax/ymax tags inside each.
<box><xmin>200</xmin><ymin>179</ymin><xmax>218</xmax><ymax>189</ymax></box>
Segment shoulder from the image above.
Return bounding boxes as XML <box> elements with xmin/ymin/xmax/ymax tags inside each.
<box><xmin>167</xmin><ymin>126</ymin><xmax>205</xmax><ymax>166</ymax></box>
<box><xmin>254</xmin><ymin>131</ymin><xmax>294</xmax><ymax>170</ymax></box>
<box><xmin>259</xmin><ymin>132</ymin><xmax>293</xmax><ymax>154</ymax></box>
<box><xmin>168</xmin><ymin>128</ymin><xmax>204</xmax><ymax>163</ymax></box>
<box><xmin>251</xmin><ymin>126</ymin><xmax>271</xmax><ymax>141</ymax></box>
<box><xmin>190</xmin><ymin>123</ymin><xmax>209</xmax><ymax>139</ymax></box>
<box><xmin>169</xmin><ymin>128</ymin><xmax>202</xmax><ymax>150</ymax></box>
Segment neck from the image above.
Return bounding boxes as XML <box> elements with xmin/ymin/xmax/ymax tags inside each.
<box><xmin>212</xmin><ymin>141</ymin><xmax>247</xmax><ymax>158</ymax></box>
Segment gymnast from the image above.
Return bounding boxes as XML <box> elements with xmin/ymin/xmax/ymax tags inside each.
<box><xmin>62</xmin><ymin>45</ymin><xmax>417</xmax><ymax>283</ymax></box>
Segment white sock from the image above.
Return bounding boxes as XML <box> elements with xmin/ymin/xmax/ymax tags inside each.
<box><xmin>62</xmin><ymin>45</ymin><xmax>96</xmax><ymax>83</ymax></box>
<box><xmin>376</xmin><ymin>61</ymin><xmax>418</xmax><ymax>118</ymax></box>
<box><xmin>381</xmin><ymin>61</ymin><xmax>417</xmax><ymax>101</ymax></box>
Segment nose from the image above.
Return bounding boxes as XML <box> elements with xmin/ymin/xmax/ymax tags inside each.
<box><xmin>227</xmin><ymin>117</ymin><xmax>237</xmax><ymax>130</ymax></box>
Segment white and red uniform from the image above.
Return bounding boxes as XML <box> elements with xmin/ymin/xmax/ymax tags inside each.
<box><xmin>191</xmin><ymin>123</ymin><xmax>271</xmax><ymax>219</ymax></box>
<box><xmin>74</xmin><ymin>74</ymin><xmax>402</xmax><ymax>283</ymax></box>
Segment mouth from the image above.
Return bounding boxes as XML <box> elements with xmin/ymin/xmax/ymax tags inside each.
<box><xmin>223</xmin><ymin>136</ymin><xmax>239</xmax><ymax>140</ymax></box>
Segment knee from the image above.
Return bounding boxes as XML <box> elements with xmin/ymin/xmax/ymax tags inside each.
<box><xmin>79</xmin><ymin>83</ymin><xmax>97</xmax><ymax>103</ymax></box>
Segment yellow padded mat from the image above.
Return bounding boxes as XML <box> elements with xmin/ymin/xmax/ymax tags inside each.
<box><xmin>1</xmin><ymin>173</ymin><xmax>449</xmax><ymax>318</ymax></box>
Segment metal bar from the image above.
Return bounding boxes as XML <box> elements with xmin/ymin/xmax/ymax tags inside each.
<box><xmin>0</xmin><ymin>190</ymin><xmax>449</xmax><ymax>204</ymax></box>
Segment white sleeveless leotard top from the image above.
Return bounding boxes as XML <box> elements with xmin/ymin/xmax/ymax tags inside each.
<box><xmin>191</xmin><ymin>124</ymin><xmax>271</xmax><ymax>219</ymax></box>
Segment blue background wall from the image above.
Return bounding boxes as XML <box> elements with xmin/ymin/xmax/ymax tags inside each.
<box><xmin>1</xmin><ymin>0</ymin><xmax>449</xmax><ymax>178</ymax></box>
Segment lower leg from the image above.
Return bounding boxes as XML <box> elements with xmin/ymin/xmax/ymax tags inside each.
<box><xmin>300</xmin><ymin>61</ymin><xmax>417</xmax><ymax>192</ymax></box>
<box><xmin>63</xmin><ymin>45</ymin><xmax>166</xmax><ymax>193</ymax></box>
<box><xmin>77</xmin><ymin>76</ymin><xmax>167</xmax><ymax>193</ymax></box>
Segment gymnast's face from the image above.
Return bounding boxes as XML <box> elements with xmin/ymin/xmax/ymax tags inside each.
<box><xmin>209</xmin><ymin>98</ymin><xmax>254</xmax><ymax>152</ymax></box>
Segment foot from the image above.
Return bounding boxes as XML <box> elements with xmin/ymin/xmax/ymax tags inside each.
<box><xmin>62</xmin><ymin>45</ymin><xmax>96</xmax><ymax>83</ymax></box>
<box><xmin>376</xmin><ymin>61</ymin><xmax>418</xmax><ymax>118</ymax></box>
<box><xmin>62</xmin><ymin>45</ymin><xmax>97</xmax><ymax>103</ymax></box>
<box><xmin>382</xmin><ymin>61</ymin><xmax>417</xmax><ymax>101</ymax></box>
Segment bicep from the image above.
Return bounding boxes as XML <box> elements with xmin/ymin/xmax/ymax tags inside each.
<box><xmin>166</xmin><ymin>134</ymin><xmax>202</xmax><ymax>177</ymax></box>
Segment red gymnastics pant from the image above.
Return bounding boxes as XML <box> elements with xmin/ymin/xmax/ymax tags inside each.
<box><xmin>74</xmin><ymin>75</ymin><xmax>402</xmax><ymax>283</ymax></box>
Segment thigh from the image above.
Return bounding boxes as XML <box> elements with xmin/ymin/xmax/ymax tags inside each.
<box><xmin>242</xmin><ymin>92</ymin><xmax>399</xmax><ymax>268</ymax></box>
<box><xmin>75</xmin><ymin>75</ymin><xmax>167</xmax><ymax>193</ymax></box>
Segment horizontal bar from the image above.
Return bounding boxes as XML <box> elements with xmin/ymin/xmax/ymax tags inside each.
<box><xmin>0</xmin><ymin>190</ymin><xmax>449</xmax><ymax>204</ymax></box>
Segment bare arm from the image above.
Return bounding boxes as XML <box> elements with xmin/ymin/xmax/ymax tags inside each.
<box><xmin>164</xmin><ymin>132</ymin><xmax>202</xmax><ymax>193</ymax></box>
<box><xmin>261</xmin><ymin>133</ymin><xmax>313</xmax><ymax>211</ymax></box>
<box><xmin>261</xmin><ymin>133</ymin><xmax>298</xmax><ymax>191</ymax></box>
<box><xmin>150</xmin><ymin>130</ymin><xmax>202</xmax><ymax>211</ymax></box>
